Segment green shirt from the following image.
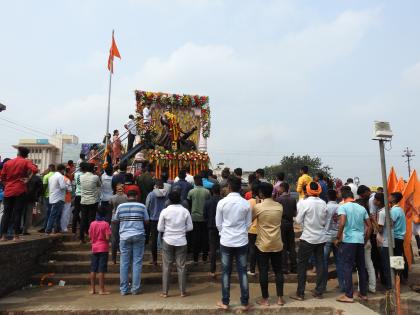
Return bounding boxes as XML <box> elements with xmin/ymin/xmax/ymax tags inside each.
<box><xmin>42</xmin><ymin>171</ymin><xmax>55</xmax><ymax>197</ymax></box>
<box><xmin>187</xmin><ymin>186</ymin><xmax>210</xmax><ymax>222</ymax></box>
<box><xmin>136</xmin><ymin>173</ymin><xmax>155</xmax><ymax>204</ymax></box>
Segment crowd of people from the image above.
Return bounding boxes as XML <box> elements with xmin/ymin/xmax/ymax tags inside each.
<box><xmin>1</xmin><ymin>147</ymin><xmax>420</xmax><ymax>310</ymax></box>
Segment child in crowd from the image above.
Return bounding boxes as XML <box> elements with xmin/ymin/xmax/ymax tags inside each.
<box><xmin>89</xmin><ymin>207</ymin><xmax>111</xmax><ymax>295</ymax></box>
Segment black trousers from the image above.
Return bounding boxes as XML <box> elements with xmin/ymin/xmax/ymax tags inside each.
<box><xmin>394</xmin><ymin>238</ymin><xmax>409</xmax><ymax>279</ymax></box>
<box><xmin>208</xmin><ymin>228</ymin><xmax>220</xmax><ymax>273</ymax></box>
<box><xmin>72</xmin><ymin>196</ymin><xmax>81</xmax><ymax>234</ymax></box>
<box><xmin>149</xmin><ymin>220</ymin><xmax>159</xmax><ymax>263</ymax></box>
<box><xmin>111</xmin><ymin>221</ymin><xmax>120</xmax><ymax>263</ymax></box>
<box><xmin>80</xmin><ymin>203</ymin><xmax>98</xmax><ymax>241</ymax></box>
<box><xmin>370</xmin><ymin>233</ymin><xmax>385</xmax><ymax>284</ymax></box>
<box><xmin>281</xmin><ymin>224</ymin><xmax>297</xmax><ymax>272</ymax></box>
<box><xmin>248</xmin><ymin>233</ymin><xmax>257</xmax><ymax>273</ymax></box>
<box><xmin>257</xmin><ymin>248</ymin><xmax>284</xmax><ymax>298</ymax></box>
<box><xmin>296</xmin><ymin>240</ymin><xmax>325</xmax><ymax>297</ymax></box>
<box><xmin>127</xmin><ymin>133</ymin><xmax>135</xmax><ymax>151</ymax></box>
<box><xmin>1</xmin><ymin>194</ymin><xmax>26</xmax><ymax>236</ymax></box>
<box><xmin>192</xmin><ymin>221</ymin><xmax>209</xmax><ymax>262</ymax></box>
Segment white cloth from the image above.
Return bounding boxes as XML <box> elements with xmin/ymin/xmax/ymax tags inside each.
<box><xmin>324</xmin><ymin>201</ymin><xmax>339</xmax><ymax>242</ymax></box>
<box><xmin>296</xmin><ymin>196</ymin><xmax>328</xmax><ymax>244</ymax></box>
<box><xmin>126</xmin><ymin>119</ymin><xmax>138</xmax><ymax>135</ymax></box>
<box><xmin>48</xmin><ymin>172</ymin><xmax>67</xmax><ymax>204</ymax></box>
<box><xmin>100</xmin><ymin>173</ymin><xmax>113</xmax><ymax>202</ymax></box>
<box><xmin>378</xmin><ymin>207</ymin><xmax>394</xmax><ymax>247</ymax></box>
<box><xmin>216</xmin><ymin>192</ymin><xmax>252</xmax><ymax>247</ymax></box>
<box><xmin>174</xmin><ymin>174</ymin><xmax>194</xmax><ymax>185</ymax></box>
<box><xmin>157</xmin><ymin>204</ymin><xmax>193</xmax><ymax>246</ymax></box>
<box><xmin>143</xmin><ymin>107</ymin><xmax>151</xmax><ymax>123</ymax></box>
<box><xmin>368</xmin><ymin>193</ymin><xmax>378</xmax><ymax>217</ymax></box>
<box><xmin>60</xmin><ymin>202</ymin><xmax>72</xmax><ymax>232</ymax></box>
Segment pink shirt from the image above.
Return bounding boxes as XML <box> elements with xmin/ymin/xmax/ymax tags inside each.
<box><xmin>89</xmin><ymin>221</ymin><xmax>111</xmax><ymax>253</ymax></box>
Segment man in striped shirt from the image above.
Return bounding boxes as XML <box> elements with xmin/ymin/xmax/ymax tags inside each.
<box><xmin>113</xmin><ymin>190</ymin><xmax>149</xmax><ymax>295</ymax></box>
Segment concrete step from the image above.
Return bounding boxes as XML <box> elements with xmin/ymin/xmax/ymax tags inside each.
<box><xmin>31</xmin><ymin>268</ymin><xmax>336</xmax><ymax>286</ymax></box>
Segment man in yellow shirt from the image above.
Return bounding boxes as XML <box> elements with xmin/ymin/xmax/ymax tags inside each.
<box><xmin>296</xmin><ymin>166</ymin><xmax>312</xmax><ymax>200</ymax></box>
<box><xmin>252</xmin><ymin>182</ymin><xmax>285</xmax><ymax>306</ymax></box>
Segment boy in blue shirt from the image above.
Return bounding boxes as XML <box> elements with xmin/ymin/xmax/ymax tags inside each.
<box><xmin>334</xmin><ymin>190</ymin><xmax>372</xmax><ymax>303</ymax></box>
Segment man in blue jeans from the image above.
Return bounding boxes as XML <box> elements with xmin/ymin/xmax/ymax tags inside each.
<box><xmin>215</xmin><ymin>175</ymin><xmax>252</xmax><ymax>311</ymax></box>
<box><xmin>321</xmin><ymin>189</ymin><xmax>344</xmax><ymax>293</ymax></box>
<box><xmin>335</xmin><ymin>189</ymin><xmax>372</xmax><ymax>303</ymax></box>
<box><xmin>46</xmin><ymin>164</ymin><xmax>68</xmax><ymax>234</ymax></box>
<box><xmin>113</xmin><ymin>190</ymin><xmax>149</xmax><ymax>295</ymax></box>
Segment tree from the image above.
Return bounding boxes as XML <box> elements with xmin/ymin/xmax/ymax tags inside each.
<box><xmin>264</xmin><ymin>154</ymin><xmax>332</xmax><ymax>190</ymax></box>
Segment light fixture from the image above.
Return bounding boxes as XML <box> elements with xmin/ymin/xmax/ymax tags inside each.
<box><xmin>373</xmin><ymin>121</ymin><xmax>393</xmax><ymax>140</ymax></box>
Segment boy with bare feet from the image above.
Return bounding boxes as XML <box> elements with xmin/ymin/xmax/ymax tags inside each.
<box><xmin>89</xmin><ymin>208</ymin><xmax>111</xmax><ymax>294</ymax></box>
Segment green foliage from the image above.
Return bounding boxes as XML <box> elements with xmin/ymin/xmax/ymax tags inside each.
<box><xmin>264</xmin><ymin>154</ymin><xmax>332</xmax><ymax>189</ymax></box>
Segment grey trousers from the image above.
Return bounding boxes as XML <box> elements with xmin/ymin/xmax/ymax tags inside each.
<box><xmin>161</xmin><ymin>240</ymin><xmax>187</xmax><ymax>295</ymax></box>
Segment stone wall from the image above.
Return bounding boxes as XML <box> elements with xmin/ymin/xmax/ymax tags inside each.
<box><xmin>0</xmin><ymin>235</ymin><xmax>62</xmax><ymax>297</ymax></box>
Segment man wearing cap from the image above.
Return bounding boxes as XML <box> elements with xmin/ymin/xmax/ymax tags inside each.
<box><xmin>291</xmin><ymin>182</ymin><xmax>327</xmax><ymax>301</ymax></box>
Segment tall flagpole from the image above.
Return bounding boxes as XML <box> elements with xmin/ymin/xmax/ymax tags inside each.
<box><xmin>105</xmin><ymin>30</ymin><xmax>114</xmax><ymax>147</ymax></box>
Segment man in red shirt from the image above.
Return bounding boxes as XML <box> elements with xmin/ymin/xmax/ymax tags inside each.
<box><xmin>0</xmin><ymin>147</ymin><xmax>38</xmax><ymax>241</ymax></box>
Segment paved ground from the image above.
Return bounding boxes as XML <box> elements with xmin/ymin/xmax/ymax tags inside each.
<box><xmin>0</xmin><ymin>281</ymin><xmax>381</xmax><ymax>315</ymax></box>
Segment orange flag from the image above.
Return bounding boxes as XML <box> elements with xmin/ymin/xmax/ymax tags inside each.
<box><xmin>388</xmin><ymin>167</ymin><xmax>398</xmax><ymax>193</ymax></box>
<box><xmin>400</xmin><ymin>170</ymin><xmax>418</xmax><ymax>269</ymax></box>
<box><xmin>396</xmin><ymin>177</ymin><xmax>406</xmax><ymax>193</ymax></box>
<box><xmin>107</xmin><ymin>31</ymin><xmax>121</xmax><ymax>73</ymax></box>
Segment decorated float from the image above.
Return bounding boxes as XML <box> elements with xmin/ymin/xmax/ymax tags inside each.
<box><xmin>133</xmin><ymin>90</ymin><xmax>211</xmax><ymax>180</ymax></box>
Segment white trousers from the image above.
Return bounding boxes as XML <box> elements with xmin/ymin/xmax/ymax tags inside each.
<box><xmin>60</xmin><ymin>202</ymin><xmax>72</xmax><ymax>232</ymax></box>
<box><xmin>358</xmin><ymin>240</ymin><xmax>376</xmax><ymax>293</ymax></box>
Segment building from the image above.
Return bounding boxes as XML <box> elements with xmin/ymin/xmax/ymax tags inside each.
<box><xmin>13</xmin><ymin>133</ymin><xmax>79</xmax><ymax>171</ymax></box>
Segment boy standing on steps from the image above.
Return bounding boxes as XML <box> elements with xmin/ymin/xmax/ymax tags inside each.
<box><xmin>89</xmin><ymin>207</ymin><xmax>111</xmax><ymax>295</ymax></box>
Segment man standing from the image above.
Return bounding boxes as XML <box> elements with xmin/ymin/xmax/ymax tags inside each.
<box><xmin>296</xmin><ymin>166</ymin><xmax>312</xmax><ymax>200</ymax></box>
<box><xmin>46</xmin><ymin>164</ymin><xmax>68</xmax><ymax>234</ymax></box>
<box><xmin>80</xmin><ymin>163</ymin><xmax>101</xmax><ymax>243</ymax></box>
<box><xmin>124</xmin><ymin>114</ymin><xmax>138</xmax><ymax>151</ymax></box>
<box><xmin>72</xmin><ymin>165</ymin><xmax>83</xmax><ymax>240</ymax></box>
<box><xmin>113</xmin><ymin>190</ymin><xmax>149</xmax><ymax>295</ymax></box>
<box><xmin>215</xmin><ymin>175</ymin><xmax>252</xmax><ymax>311</ymax></box>
<box><xmin>188</xmin><ymin>175</ymin><xmax>210</xmax><ymax>263</ymax></box>
<box><xmin>0</xmin><ymin>147</ymin><xmax>37</xmax><ymax>241</ymax></box>
<box><xmin>136</xmin><ymin>163</ymin><xmax>154</xmax><ymax>205</ymax></box>
<box><xmin>39</xmin><ymin>164</ymin><xmax>55</xmax><ymax>233</ymax></box>
<box><xmin>314</xmin><ymin>173</ymin><xmax>328</xmax><ymax>202</ymax></box>
<box><xmin>345</xmin><ymin>178</ymin><xmax>358</xmax><ymax>199</ymax></box>
<box><xmin>23</xmin><ymin>170</ymin><xmax>43</xmax><ymax>234</ymax></box>
<box><xmin>272</xmin><ymin>172</ymin><xmax>285</xmax><ymax>200</ymax></box>
<box><xmin>291</xmin><ymin>182</ymin><xmax>327</xmax><ymax>301</ymax></box>
<box><xmin>172</xmin><ymin>169</ymin><xmax>193</xmax><ymax>203</ymax></box>
<box><xmin>203</xmin><ymin>184</ymin><xmax>222</xmax><ymax>277</ymax></box>
<box><xmin>320</xmin><ymin>189</ymin><xmax>343</xmax><ymax>293</ymax></box>
<box><xmin>276</xmin><ymin>182</ymin><xmax>297</xmax><ymax>274</ymax></box>
<box><xmin>255</xmin><ymin>169</ymin><xmax>268</xmax><ymax>183</ymax></box>
<box><xmin>335</xmin><ymin>189</ymin><xmax>372</xmax><ymax>303</ymax></box>
<box><xmin>143</xmin><ymin>103</ymin><xmax>152</xmax><ymax>124</ymax></box>
<box><xmin>389</xmin><ymin>192</ymin><xmax>408</xmax><ymax>280</ymax></box>
<box><xmin>253</xmin><ymin>182</ymin><xmax>285</xmax><ymax>306</ymax></box>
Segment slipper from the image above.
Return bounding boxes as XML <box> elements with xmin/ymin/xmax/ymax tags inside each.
<box><xmin>336</xmin><ymin>295</ymin><xmax>354</xmax><ymax>303</ymax></box>
<box><xmin>239</xmin><ymin>304</ymin><xmax>253</xmax><ymax>312</ymax></box>
<box><xmin>357</xmin><ymin>293</ymin><xmax>368</xmax><ymax>301</ymax></box>
<box><xmin>180</xmin><ymin>292</ymin><xmax>188</xmax><ymax>298</ymax></box>
<box><xmin>289</xmin><ymin>295</ymin><xmax>304</xmax><ymax>301</ymax></box>
<box><xmin>216</xmin><ymin>301</ymin><xmax>229</xmax><ymax>310</ymax></box>
<box><xmin>277</xmin><ymin>297</ymin><xmax>285</xmax><ymax>306</ymax></box>
<box><xmin>160</xmin><ymin>293</ymin><xmax>168</xmax><ymax>298</ymax></box>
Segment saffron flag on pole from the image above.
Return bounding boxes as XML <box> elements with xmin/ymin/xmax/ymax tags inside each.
<box><xmin>107</xmin><ymin>31</ymin><xmax>121</xmax><ymax>73</ymax></box>
<box><xmin>388</xmin><ymin>166</ymin><xmax>398</xmax><ymax>193</ymax></box>
<box><xmin>401</xmin><ymin>170</ymin><xmax>418</xmax><ymax>269</ymax></box>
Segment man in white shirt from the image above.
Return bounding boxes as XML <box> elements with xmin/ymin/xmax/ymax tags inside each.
<box><xmin>215</xmin><ymin>175</ymin><xmax>252</xmax><ymax>311</ymax></box>
<box><xmin>124</xmin><ymin>114</ymin><xmax>138</xmax><ymax>151</ymax></box>
<box><xmin>45</xmin><ymin>164</ymin><xmax>68</xmax><ymax>234</ymax></box>
<box><xmin>142</xmin><ymin>104</ymin><xmax>152</xmax><ymax>124</ymax></box>
<box><xmin>291</xmin><ymin>182</ymin><xmax>327</xmax><ymax>301</ymax></box>
<box><xmin>345</xmin><ymin>178</ymin><xmax>358</xmax><ymax>199</ymax></box>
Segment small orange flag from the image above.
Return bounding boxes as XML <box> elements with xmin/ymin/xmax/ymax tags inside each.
<box><xmin>107</xmin><ymin>31</ymin><xmax>121</xmax><ymax>73</ymax></box>
<box><xmin>401</xmin><ymin>170</ymin><xmax>418</xmax><ymax>269</ymax></box>
<box><xmin>388</xmin><ymin>167</ymin><xmax>398</xmax><ymax>193</ymax></box>
<box><xmin>396</xmin><ymin>177</ymin><xmax>406</xmax><ymax>193</ymax></box>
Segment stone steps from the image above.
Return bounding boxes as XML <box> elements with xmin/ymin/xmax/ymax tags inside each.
<box><xmin>30</xmin><ymin>268</ymin><xmax>337</xmax><ymax>286</ymax></box>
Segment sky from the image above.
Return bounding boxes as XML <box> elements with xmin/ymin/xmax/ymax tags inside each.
<box><xmin>1</xmin><ymin>0</ymin><xmax>420</xmax><ymax>185</ymax></box>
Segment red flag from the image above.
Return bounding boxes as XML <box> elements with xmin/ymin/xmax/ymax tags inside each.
<box><xmin>107</xmin><ymin>31</ymin><xmax>121</xmax><ymax>73</ymax></box>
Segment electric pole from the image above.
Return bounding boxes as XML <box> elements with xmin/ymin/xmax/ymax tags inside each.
<box><xmin>402</xmin><ymin>147</ymin><xmax>415</xmax><ymax>178</ymax></box>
